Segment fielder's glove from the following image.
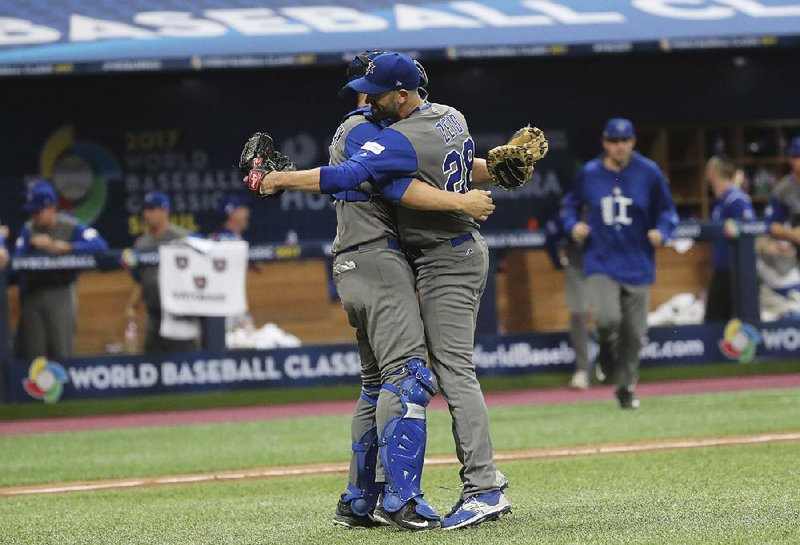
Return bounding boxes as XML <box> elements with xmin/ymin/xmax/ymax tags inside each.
<box><xmin>507</xmin><ymin>125</ymin><xmax>549</xmax><ymax>161</ymax></box>
<box><xmin>487</xmin><ymin>126</ymin><xmax>549</xmax><ymax>190</ymax></box>
<box><xmin>239</xmin><ymin>132</ymin><xmax>296</xmax><ymax>199</ymax></box>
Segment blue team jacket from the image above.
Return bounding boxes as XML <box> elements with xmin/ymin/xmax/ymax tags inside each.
<box><xmin>561</xmin><ymin>152</ymin><xmax>678</xmax><ymax>285</ymax></box>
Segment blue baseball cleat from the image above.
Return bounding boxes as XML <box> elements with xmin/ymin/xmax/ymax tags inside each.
<box><xmin>445</xmin><ymin>469</ymin><xmax>510</xmax><ymax>519</ymax></box>
<box><xmin>442</xmin><ymin>490</ymin><xmax>512</xmax><ymax>530</ymax></box>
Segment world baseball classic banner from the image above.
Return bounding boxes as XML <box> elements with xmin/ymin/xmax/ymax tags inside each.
<box><xmin>2</xmin><ymin>1</ymin><xmax>800</xmax><ymax>75</ymax></box>
<box><xmin>7</xmin><ymin>319</ymin><xmax>800</xmax><ymax>403</ymax></box>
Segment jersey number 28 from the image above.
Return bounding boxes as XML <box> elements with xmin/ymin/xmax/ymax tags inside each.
<box><xmin>443</xmin><ymin>138</ymin><xmax>475</xmax><ymax>194</ymax></box>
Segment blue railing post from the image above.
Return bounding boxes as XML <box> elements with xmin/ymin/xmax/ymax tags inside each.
<box><xmin>731</xmin><ymin>233</ymin><xmax>760</xmax><ymax>323</ymax></box>
<box><xmin>0</xmin><ymin>267</ymin><xmax>10</xmax><ymax>402</ymax></box>
<box><xmin>202</xmin><ymin>317</ymin><xmax>227</xmax><ymax>352</ymax></box>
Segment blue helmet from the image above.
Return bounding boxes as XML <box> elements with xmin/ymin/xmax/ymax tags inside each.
<box><xmin>339</xmin><ymin>50</ymin><xmax>384</xmax><ymax>98</ymax></box>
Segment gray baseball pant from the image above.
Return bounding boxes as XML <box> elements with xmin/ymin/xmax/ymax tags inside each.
<box><xmin>585</xmin><ymin>274</ymin><xmax>650</xmax><ymax>391</ymax></box>
<box><xmin>20</xmin><ymin>286</ymin><xmax>74</xmax><ymax>360</ymax></box>
<box><xmin>333</xmin><ymin>244</ymin><xmax>427</xmax><ymax>484</ymax></box>
<box><xmin>410</xmin><ymin>232</ymin><xmax>497</xmax><ymax>498</ymax></box>
<box><xmin>565</xmin><ymin>258</ymin><xmax>590</xmax><ymax>374</ymax></box>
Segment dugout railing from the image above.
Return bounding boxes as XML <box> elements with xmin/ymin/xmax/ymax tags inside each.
<box><xmin>0</xmin><ymin>221</ymin><xmax>768</xmax><ymax>402</ymax></box>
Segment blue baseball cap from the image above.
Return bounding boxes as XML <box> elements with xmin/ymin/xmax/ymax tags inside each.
<box><xmin>345</xmin><ymin>52</ymin><xmax>420</xmax><ymax>96</ymax></box>
<box><xmin>24</xmin><ymin>179</ymin><xmax>58</xmax><ymax>213</ymax></box>
<box><xmin>603</xmin><ymin>118</ymin><xmax>635</xmax><ymax>139</ymax></box>
<box><xmin>143</xmin><ymin>190</ymin><xmax>170</xmax><ymax>209</ymax></box>
<box><xmin>788</xmin><ymin>136</ymin><xmax>800</xmax><ymax>157</ymax></box>
<box><xmin>221</xmin><ymin>194</ymin><xmax>249</xmax><ymax>216</ymax></box>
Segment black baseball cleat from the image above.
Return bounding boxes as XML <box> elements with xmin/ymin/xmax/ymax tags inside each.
<box><xmin>372</xmin><ymin>497</ymin><xmax>441</xmax><ymax>531</ymax></box>
<box><xmin>332</xmin><ymin>496</ymin><xmax>379</xmax><ymax>528</ymax></box>
<box><xmin>615</xmin><ymin>388</ymin><xmax>640</xmax><ymax>410</ymax></box>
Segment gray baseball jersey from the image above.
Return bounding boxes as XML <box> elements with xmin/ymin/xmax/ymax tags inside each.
<box><xmin>329</xmin><ymin>112</ymin><xmax>399</xmax><ymax>254</ymax></box>
<box><xmin>389</xmin><ymin>102</ymin><xmax>479</xmax><ymax>248</ymax></box>
<box><xmin>18</xmin><ymin>214</ymin><xmax>83</xmax><ymax>291</ymax></box>
<box><xmin>769</xmin><ymin>174</ymin><xmax>800</xmax><ymax>227</ymax></box>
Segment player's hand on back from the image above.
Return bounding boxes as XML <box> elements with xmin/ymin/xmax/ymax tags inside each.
<box><xmin>461</xmin><ymin>189</ymin><xmax>495</xmax><ymax>221</ymax></box>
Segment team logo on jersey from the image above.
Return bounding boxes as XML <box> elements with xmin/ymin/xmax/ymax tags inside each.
<box><xmin>194</xmin><ymin>276</ymin><xmax>207</xmax><ymax>290</ymax></box>
<box><xmin>23</xmin><ymin>357</ymin><xmax>69</xmax><ymax>403</ymax></box>
<box><xmin>600</xmin><ymin>187</ymin><xmax>633</xmax><ymax>227</ymax></box>
<box><xmin>213</xmin><ymin>258</ymin><xmax>227</xmax><ymax>272</ymax></box>
<box><xmin>175</xmin><ymin>255</ymin><xmax>189</xmax><ymax>269</ymax></box>
<box><xmin>719</xmin><ymin>319</ymin><xmax>760</xmax><ymax>363</ymax></box>
<box><xmin>361</xmin><ymin>141</ymin><xmax>385</xmax><ymax>155</ymax></box>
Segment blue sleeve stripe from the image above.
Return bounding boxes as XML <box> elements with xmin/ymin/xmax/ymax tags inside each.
<box><xmin>381</xmin><ymin>177</ymin><xmax>413</xmax><ymax>204</ymax></box>
<box><xmin>319</xmin><ymin>161</ymin><xmax>371</xmax><ymax>194</ymax></box>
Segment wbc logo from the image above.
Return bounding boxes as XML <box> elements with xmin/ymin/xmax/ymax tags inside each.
<box><xmin>194</xmin><ymin>276</ymin><xmax>207</xmax><ymax>290</ymax></box>
<box><xmin>213</xmin><ymin>258</ymin><xmax>227</xmax><ymax>272</ymax></box>
<box><xmin>175</xmin><ymin>255</ymin><xmax>189</xmax><ymax>269</ymax></box>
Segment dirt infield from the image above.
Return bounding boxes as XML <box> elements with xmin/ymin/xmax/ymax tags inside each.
<box><xmin>2</xmin><ymin>431</ymin><xmax>799</xmax><ymax>498</ymax></box>
<box><xmin>2</xmin><ymin>373</ymin><xmax>799</xmax><ymax>437</ymax></box>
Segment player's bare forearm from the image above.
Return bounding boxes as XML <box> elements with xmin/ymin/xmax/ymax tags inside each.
<box><xmin>471</xmin><ymin>158</ymin><xmax>493</xmax><ymax>186</ymax></box>
<box><xmin>400</xmin><ymin>180</ymin><xmax>494</xmax><ymax>221</ymax></box>
<box><xmin>264</xmin><ymin>168</ymin><xmax>322</xmax><ymax>194</ymax></box>
<box><xmin>769</xmin><ymin>223</ymin><xmax>800</xmax><ymax>245</ymax></box>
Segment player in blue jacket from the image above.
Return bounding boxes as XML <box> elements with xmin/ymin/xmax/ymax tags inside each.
<box><xmin>15</xmin><ymin>179</ymin><xmax>109</xmax><ymax>360</ymax></box>
<box><xmin>704</xmin><ymin>156</ymin><xmax>755</xmax><ymax>322</ymax></box>
<box><xmin>561</xmin><ymin>118</ymin><xmax>678</xmax><ymax>409</ymax></box>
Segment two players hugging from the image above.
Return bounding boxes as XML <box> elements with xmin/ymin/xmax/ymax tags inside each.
<box><xmin>238</xmin><ymin>126</ymin><xmax>549</xmax><ymax>197</ymax></box>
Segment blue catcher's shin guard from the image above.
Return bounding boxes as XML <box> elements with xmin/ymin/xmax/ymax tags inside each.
<box><xmin>342</xmin><ymin>385</ymin><xmax>381</xmax><ymax>516</ymax></box>
<box><xmin>379</xmin><ymin>358</ymin><xmax>439</xmax><ymax>520</ymax></box>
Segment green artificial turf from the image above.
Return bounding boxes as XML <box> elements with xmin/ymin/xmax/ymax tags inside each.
<box><xmin>1</xmin><ymin>360</ymin><xmax>798</xmax><ymax>421</ymax></box>
<box><xmin>1</xmin><ymin>442</ymin><xmax>797</xmax><ymax>545</ymax></box>
<box><xmin>1</xmin><ymin>388</ymin><xmax>798</xmax><ymax>488</ymax></box>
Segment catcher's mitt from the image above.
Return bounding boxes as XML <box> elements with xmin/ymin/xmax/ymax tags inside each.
<box><xmin>239</xmin><ymin>132</ymin><xmax>296</xmax><ymax>198</ymax></box>
<box><xmin>506</xmin><ymin>125</ymin><xmax>549</xmax><ymax>163</ymax></box>
<box><xmin>487</xmin><ymin>145</ymin><xmax>536</xmax><ymax>190</ymax></box>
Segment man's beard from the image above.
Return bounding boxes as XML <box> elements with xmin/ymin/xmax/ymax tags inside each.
<box><xmin>370</xmin><ymin>104</ymin><xmax>392</xmax><ymax>120</ymax></box>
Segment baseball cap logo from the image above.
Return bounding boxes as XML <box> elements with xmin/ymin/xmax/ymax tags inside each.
<box><xmin>366</xmin><ymin>61</ymin><xmax>375</xmax><ymax>76</ymax></box>
<box><xmin>616</xmin><ymin>121</ymin><xmax>627</xmax><ymax>132</ymax></box>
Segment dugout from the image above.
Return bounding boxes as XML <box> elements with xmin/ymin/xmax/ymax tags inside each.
<box><xmin>1</xmin><ymin>2</ymin><xmax>800</xmax><ymax>401</ymax></box>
